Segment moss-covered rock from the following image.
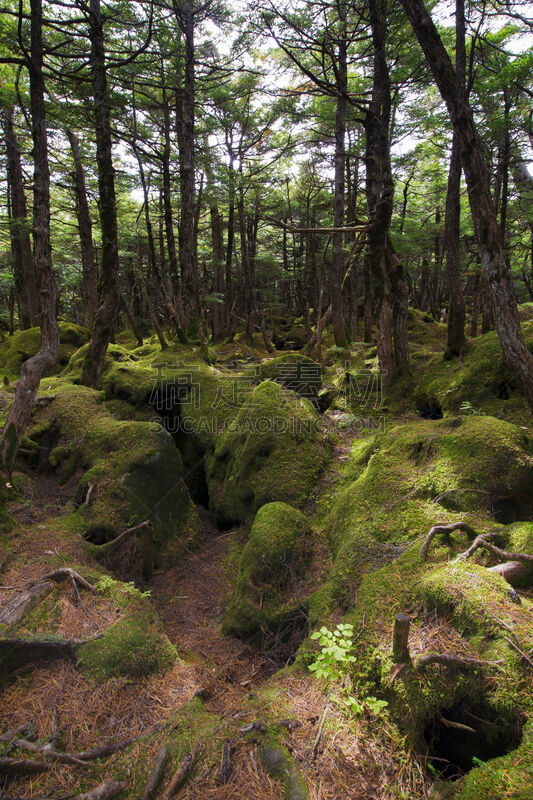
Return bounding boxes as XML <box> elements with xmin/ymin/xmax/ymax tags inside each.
<box><xmin>0</xmin><ymin>321</ymin><xmax>89</xmax><ymax>379</ymax></box>
<box><xmin>259</xmin><ymin>744</ymin><xmax>309</xmax><ymax>800</ymax></box>
<box><xmin>252</xmin><ymin>354</ymin><xmax>322</xmax><ymax>407</ymax></box>
<box><xmin>206</xmin><ymin>380</ymin><xmax>330</xmax><ymax>527</ymax></box>
<box><xmin>414</xmin><ymin>316</ymin><xmax>533</xmax><ymax>420</ymax></box>
<box><xmin>77</xmin><ymin>577</ymin><xmax>177</xmax><ymax>681</ymax></box>
<box><xmin>25</xmin><ymin>380</ymin><xmax>200</xmax><ymax>560</ymax></box>
<box><xmin>223</xmin><ymin>502</ymin><xmax>312</xmax><ymax>641</ymax></box>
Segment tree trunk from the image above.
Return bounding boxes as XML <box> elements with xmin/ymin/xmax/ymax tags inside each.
<box><xmin>330</xmin><ymin>6</ymin><xmax>348</xmax><ymax>347</ymax></box>
<box><xmin>444</xmin><ymin>0</ymin><xmax>466</xmax><ymax>357</ymax></box>
<box><xmin>67</xmin><ymin>130</ymin><xmax>98</xmax><ymax>328</ymax></box>
<box><xmin>174</xmin><ymin>0</ymin><xmax>199</xmax><ymax>330</ymax></box>
<box><xmin>401</xmin><ymin>0</ymin><xmax>533</xmax><ymax>409</ymax></box>
<box><xmin>1</xmin><ymin>0</ymin><xmax>59</xmax><ymax>478</ymax></box>
<box><xmin>2</xmin><ymin>108</ymin><xmax>38</xmax><ymax>328</ymax></box>
<box><xmin>81</xmin><ymin>0</ymin><xmax>120</xmax><ymax>388</ymax></box>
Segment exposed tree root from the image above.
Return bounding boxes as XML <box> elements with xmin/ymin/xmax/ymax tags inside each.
<box><xmin>0</xmin><ymin>569</ymin><xmax>97</xmax><ymax>628</ymax></box>
<box><xmin>216</xmin><ymin>738</ymin><xmax>233</xmax><ymax>785</ymax></box>
<box><xmin>160</xmin><ymin>740</ymin><xmax>203</xmax><ymax>800</ymax></box>
<box><xmin>0</xmin><ymin>757</ymin><xmax>50</xmax><ymax>776</ymax></box>
<box><xmin>415</xmin><ymin>653</ymin><xmax>503</xmax><ymax>671</ymax></box>
<box><xmin>420</xmin><ymin>522</ymin><xmax>476</xmax><ymax>562</ymax></box>
<box><xmin>421</xmin><ymin>524</ymin><xmax>533</xmax><ymax>587</ymax></box>
<box><xmin>0</xmin><ymin>634</ymin><xmax>102</xmax><ymax>671</ymax></box>
<box><xmin>142</xmin><ymin>743</ymin><xmax>168</xmax><ymax>800</ymax></box>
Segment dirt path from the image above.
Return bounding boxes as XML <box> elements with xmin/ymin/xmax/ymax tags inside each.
<box><xmin>149</xmin><ymin>509</ymin><xmax>272</xmax><ymax>701</ymax></box>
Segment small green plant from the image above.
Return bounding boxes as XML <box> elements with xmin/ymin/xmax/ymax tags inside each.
<box><xmin>308</xmin><ymin>623</ymin><xmax>356</xmax><ymax>682</ymax></box>
<box><xmin>308</xmin><ymin>624</ymin><xmax>388</xmax><ymax>717</ymax></box>
<box><xmin>460</xmin><ymin>400</ymin><xmax>478</xmax><ymax>415</ymax></box>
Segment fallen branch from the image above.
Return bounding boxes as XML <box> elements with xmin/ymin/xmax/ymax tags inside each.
<box><xmin>216</xmin><ymin>739</ymin><xmax>233</xmax><ymax>786</ymax></box>
<box><xmin>142</xmin><ymin>743</ymin><xmax>168</xmax><ymax>800</ymax></box>
<box><xmin>14</xmin><ymin>739</ymin><xmax>88</xmax><ymax>767</ymax></box>
<box><xmin>0</xmin><ymin>757</ymin><xmax>51</xmax><ymax>775</ymax></box>
<box><xmin>438</xmin><ymin>716</ymin><xmax>476</xmax><ymax>734</ymax></box>
<box><xmin>0</xmin><ymin>634</ymin><xmax>103</xmax><ymax>670</ymax></box>
<box><xmin>415</xmin><ymin>653</ymin><xmax>503</xmax><ymax>671</ymax></box>
<box><xmin>420</xmin><ymin>522</ymin><xmax>477</xmax><ymax>562</ymax></box>
<box><xmin>239</xmin><ymin>721</ymin><xmax>266</xmax><ymax>735</ymax></box>
<box><xmin>0</xmin><ymin>581</ymin><xmax>55</xmax><ymax>627</ymax></box>
<box><xmin>77</xmin><ymin>779</ymin><xmax>128</xmax><ymax>799</ymax></box>
<box><xmin>160</xmin><ymin>740</ymin><xmax>203</xmax><ymax>800</ymax></box>
<box><xmin>312</xmin><ymin>690</ymin><xmax>331</xmax><ymax>761</ymax></box>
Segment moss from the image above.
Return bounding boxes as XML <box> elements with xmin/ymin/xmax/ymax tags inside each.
<box><xmin>26</xmin><ymin>380</ymin><xmax>200</xmax><ymax>559</ymax></box>
<box><xmin>455</xmin><ymin>721</ymin><xmax>533</xmax><ymax>800</ymax></box>
<box><xmin>223</xmin><ymin>502</ymin><xmax>312</xmax><ymax>641</ymax></box>
<box><xmin>0</xmin><ymin>321</ymin><xmax>89</xmax><ymax>379</ymax></box>
<box><xmin>251</xmin><ymin>354</ymin><xmax>322</xmax><ymax>406</ymax></box>
<box><xmin>414</xmin><ymin>316</ymin><xmax>533</xmax><ymax>421</ymax></box>
<box><xmin>77</xmin><ymin>579</ymin><xmax>176</xmax><ymax>681</ymax></box>
<box><xmin>259</xmin><ymin>744</ymin><xmax>309</xmax><ymax>799</ymax></box>
<box><xmin>206</xmin><ymin>380</ymin><xmax>331</xmax><ymax>527</ymax></box>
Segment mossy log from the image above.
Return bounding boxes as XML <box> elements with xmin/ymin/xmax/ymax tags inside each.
<box><xmin>0</xmin><ymin>581</ymin><xmax>55</xmax><ymax>626</ymax></box>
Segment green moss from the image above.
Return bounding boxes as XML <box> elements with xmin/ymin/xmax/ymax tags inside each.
<box><xmin>223</xmin><ymin>502</ymin><xmax>312</xmax><ymax>641</ymax></box>
<box><xmin>77</xmin><ymin>580</ymin><xmax>176</xmax><ymax>681</ymax></box>
<box><xmin>26</xmin><ymin>380</ymin><xmax>199</xmax><ymax>559</ymax></box>
<box><xmin>207</xmin><ymin>380</ymin><xmax>331</xmax><ymax>527</ymax></box>
<box><xmin>259</xmin><ymin>744</ymin><xmax>309</xmax><ymax>800</ymax></box>
<box><xmin>0</xmin><ymin>321</ymin><xmax>89</xmax><ymax>379</ymax></box>
<box><xmin>456</xmin><ymin>722</ymin><xmax>533</xmax><ymax>800</ymax></box>
<box><xmin>251</xmin><ymin>354</ymin><xmax>322</xmax><ymax>406</ymax></box>
<box><xmin>415</xmin><ymin>316</ymin><xmax>533</xmax><ymax>421</ymax></box>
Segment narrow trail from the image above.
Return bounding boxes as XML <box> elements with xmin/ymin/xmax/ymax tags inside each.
<box><xmin>149</xmin><ymin>508</ymin><xmax>273</xmax><ymax>707</ymax></box>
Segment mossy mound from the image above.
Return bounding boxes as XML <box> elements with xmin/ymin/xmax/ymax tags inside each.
<box><xmin>77</xmin><ymin>577</ymin><xmax>177</xmax><ymax>681</ymax></box>
<box><xmin>252</xmin><ymin>354</ymin><xmax>322</xmax><ymax>407</ymax></box>
<box><xmin>414</xmin><ymin>316</ymin><xmax>533</xmax><ymax>420</ymax></box>
<box><xmin>206</xmin><ymin>380</ymin><xmax>330</xmax><ymax>527</ymax></box>
<box><xmin>324</xmin><ymin>416</ymin><xmax>533</xmax><ymax>553</ymax></box>
<box><xmin>25</xmin><ymin>380</ymin><xmax>199</xmax><ymax>559</ymax></box>
<box><xmin>223</xmin><ymin>502</ymin><xmax>312</xmax><ymax>641</ymax></box>
<box><xmin>455</xmin><ymin>720</ymin><xmax>533</xmax><ymax>800</ymax></box>
<box><xmin>0</xmin><ymin>321</ymin><xmax>89</xmax><ymax>379</ymax></box>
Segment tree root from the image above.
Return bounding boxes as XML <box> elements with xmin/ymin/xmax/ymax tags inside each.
<box><xmin>420</xmin><ymin>522</ymin><xmax>477</xmax><ymax>562</ymax></box>
<box><xmin>160</xmin><ymin>740</ymin><xmax>203</xmax><ymax>800</ymax></box>
<box><xmin>421</xmin><ymin>524</ymin><xmax>533</xmax><ymax>587</ymax></box>
<box><xmin>142</xmin><ymin>743</ymin><xmax>168</xmax><ymax>800</ymax></box>
<box><xmin>0</xmin><ymin>757</ymin><xmax>51</xmax><ymax>776</ymax></box>
<box><xmin>415</xmin><ymin>653</ymin><xmax>503</xmax><ymax>671</ymax></box>
<box><xmin>0</xmin><ymin>568</ymin><xmax>97</xmax><ymax>628</ymax></box>
<box><xmin>0</xmin><ymin>634</ymin><xmax>102</xmax><ymax>671</ymax></box>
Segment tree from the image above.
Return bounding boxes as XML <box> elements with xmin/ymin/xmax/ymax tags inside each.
<box><xmin>1</xmin><ymin>0</ymin><xmax>59</xmax><ymax>478</ymax></box>
<box><xmin>401</xmin><ymin>0</ymin><xmax>533</xmax><ymax>410</ymax></box>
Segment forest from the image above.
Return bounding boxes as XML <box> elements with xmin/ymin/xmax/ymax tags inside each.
<box><xmin>0</xmin><ymin>0</ymin><xmax>532</xmax><ymax>798</ymax></box>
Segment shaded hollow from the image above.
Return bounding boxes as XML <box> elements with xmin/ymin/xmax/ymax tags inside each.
<box><xmin>149</xmin><ymin>383</ymin><xmax>209</xmax><ymax>507</ymax></box>
<box><xmin>424</xmin><ymin>702</ymin><xmax>522</xmax><ymax>780</ymax></box>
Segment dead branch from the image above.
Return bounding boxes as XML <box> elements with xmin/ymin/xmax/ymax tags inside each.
<box><xmin>14</xmin><ymin>739</ymin><xmax>88</xmax><ymax>767</ymax></box>
<box><xmin>142</xmin><ymin>743</ymin><xmax>168</xmax><ymax>800</ymax></box>
<box><xmin>420</xmin><ymin>522</ymin><xmax>477</xmax><ymax>562</ymax></box>
<box><xmin>438</xmin><ymin>716</ymin><xmax>476</xmax><ymax>734</ymax></box>
<box><xmin>415</xmin><ymin>653</ymin><xmax>503</xmax><ymax>671</ymax></box>
<box><xmin>74</xmin><ymin>740</ymin><xmax>134</xmax><ymax>761</ymax></box>
<box><xmin>92</xmin><ymin>520</ymin><xmax>153</xmax><ymax>554</ymax></box>
<box><xmin>239</xmin><ymin>721</ymin><xmax>266</xmax><ymax>735</ymax></box>
<box><xmin>77</xmin><ymin>779</ymin><xmax>128</xmax><ymax>799</ymax></box>
<box><xmin>0</xmin><ymin>757</ymin><xmax>51</xmax><ymax>775</ymax></box>
<box><xmin>160</xmin><ymin>740</ymin><xmax>203</xmax><ymax>800</ymax></box>
<box><xmin>0</xmin><ymin>633</ymin><xmax>103</xmax><ymax>670</ymax></box>
<box><xmin>216</xmin><ymin>739</ymin><xmax>233</xmax><ymax>785</ymax></box>
<box><xmin>312</xmin><ymin>690</ymin><xmax>331</xmax><ymax>761</ymax></box>
<box><xmin>0</xmin><ymin>580</ymin><xmax>55</xmax><ymax>626</ymax></box>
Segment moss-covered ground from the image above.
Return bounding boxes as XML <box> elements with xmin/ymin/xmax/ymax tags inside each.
<box><xmin>1</xmin><ymin>311</ymin><xmax>532</xmax><ymax>798</ymax></box>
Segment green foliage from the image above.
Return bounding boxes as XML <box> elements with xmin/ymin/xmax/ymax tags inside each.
<box><xmin>308</xmin><ymin>623</ymin><xmax>355</xmax><ymax>682</ymax></box>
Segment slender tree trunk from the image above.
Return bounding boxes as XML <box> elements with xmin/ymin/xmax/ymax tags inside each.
<box><xmin>444</xmin><ymin>0</ymin><xmax>466</xmax><ymax>357</ymax></box>
<box><xmin>431</xmin><ymin>205</ymin><xmax>442</xmax><ymax>318</ymax></box>
<box><xmin>330</xmin><ymin>7</ymin><xmax>348</xmax><ymax>346</ymax></box>
<box><xmin>365</xmin><ymin>0</ymin><xmax>408</xmax><ymax>382</ymax></box>
<box><xmin>224</xmin><ymin>151</ymin><xmax>235</xmax><ymax>335</ymax></box>
<box><xmin>81</xmin><ymin>0</ymin><xmax>120</xmax><ymax>388</ymax></box>
<box><xmin>1</xmin><ymin>0</ymin><xmax>59</xmax><ymax>478</ymax></box>
<box><xmin>401</xmin><ymin>0</ymin><xmax>533</xmax><ymax>409</ymax></box>
<box><xmin>2</xmin><ymin>108</ymin><xmax>38</xmax><ymax>328</ymax></box>
<box><xmin>174</xmin><ymin>0</ymin><xmax>199</xmax><ymax>329</ymax></box>
<box><xmin>67</xmin><ymin>130</ymin><xmax>98</xmax><ymax>328</ymax></box>
<box><xmin>471</xmin><ymin>271</ymin><xmax>481</xmax><ymax>337</ymax></box>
